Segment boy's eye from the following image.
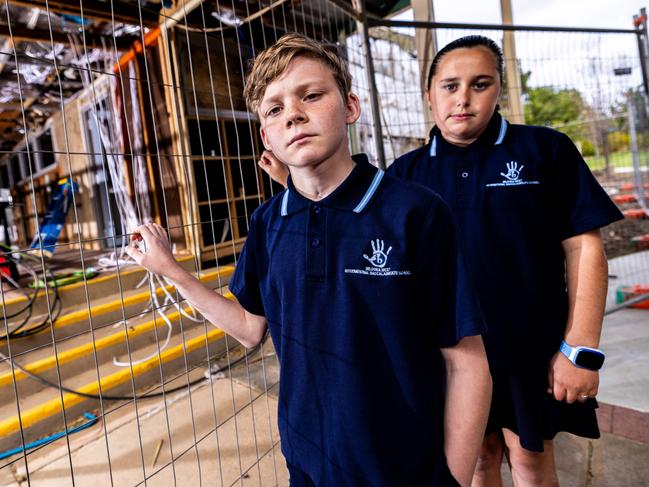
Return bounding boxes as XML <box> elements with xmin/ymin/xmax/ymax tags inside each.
<box><xmin>266</xmin><ymin>106</ymin><xmax>282</xmax><ymax>117</ymax></box>
<box><xmin>304</xmin><ymin>92</ymin><xmax>321</xmax><ymax>101</ymax></box>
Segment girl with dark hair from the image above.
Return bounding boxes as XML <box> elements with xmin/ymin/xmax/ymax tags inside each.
<box><xmin>390</xmin><ymin>35</ymin><xmax>622</xmax><ymax>486</ymax></box>
<box><xmin>258</xmin><ymin>35</ymin><xmax>622</xmax><ymax>486</ymax></box>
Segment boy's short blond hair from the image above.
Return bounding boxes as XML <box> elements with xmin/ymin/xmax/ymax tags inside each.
<box><xmin>243</xmin><ymin>33</ymin><xmax>352</xmax><ymax>115</ymax></box>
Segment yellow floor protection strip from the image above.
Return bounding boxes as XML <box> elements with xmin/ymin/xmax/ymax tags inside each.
<box><xmin>0</xmin><ymin>326</ymin><xmax>227</xmax><ymax>436</ymax></box>
<box><xmin>0</xmin><ymin>289</ymin><xmax>235</xmax><ymax>387</ymax></box>
<box><xmin>0</xmin><ymin>254</ymin><xmax>197</xmax><ymax>307</ymax></box>
<box><xmin>8</xmin><ymin>266</ymin><xmax>233</xmax><ymax>338</ymax></box>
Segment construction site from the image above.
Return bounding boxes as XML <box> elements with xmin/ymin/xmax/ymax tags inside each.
<box><xmin>0</xmin><ymin>0</ymin><xmax>647</xmax><ymax>485</ymax></box>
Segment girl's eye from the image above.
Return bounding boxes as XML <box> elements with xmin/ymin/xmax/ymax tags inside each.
<box><xmin>443</xmin><ymin>84</ymin><xmax>457</xmax><ymax>92</ymax></box>
<box><xmin>474</xmin><ymin>82</ymin><xmax>488</xmax><ymax>89</ymax></box>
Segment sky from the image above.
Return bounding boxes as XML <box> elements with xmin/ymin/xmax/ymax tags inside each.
<box><xmin>429</xmin><ymin>0</ymin><xmax>646</xmax><ymax>30</ymax></box>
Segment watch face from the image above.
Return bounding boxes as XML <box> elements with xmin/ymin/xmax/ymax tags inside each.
<box><xmin>575</xmin><ymin>350</ymin><xmax>605</xmax><ymax>370</ymax></box>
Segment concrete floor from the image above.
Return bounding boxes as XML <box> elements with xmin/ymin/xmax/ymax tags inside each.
<box><xmin>501</xmin><ymin>432</ymin><xmax>649</xmax><ymax>486</ymax></box>
<box><xmin>0</xmin><ymin>374</ymin><xmax>287</xmax><ymax>486</ymax></box>
<box><xmin>600</xmin><ymin>250</ymin><xmax>649</xmax><ymax>415</ymax></box>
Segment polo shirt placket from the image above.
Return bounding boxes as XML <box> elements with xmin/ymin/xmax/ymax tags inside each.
<box><xmin>306</xmin><ymin>203</ymin><xmax>326</xmax><ymax>281</ymax></box>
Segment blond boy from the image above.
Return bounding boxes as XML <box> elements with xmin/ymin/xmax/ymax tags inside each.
<box><xmin>127</xmin><ymin>34</ymin><xmax>491</xmax><ymax>486</ymax></box>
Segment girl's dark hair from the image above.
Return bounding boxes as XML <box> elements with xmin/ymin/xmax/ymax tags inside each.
<box><xmin>426</xmin><ymin>35</ymin><xmax>504</xmax><ymax>89</ymax></box>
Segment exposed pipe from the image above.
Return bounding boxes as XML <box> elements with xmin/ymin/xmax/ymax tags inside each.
<box><xmin>113</xmin><ymin>0</ymin><xmax>204</xmax><ymax>73</ymax></box>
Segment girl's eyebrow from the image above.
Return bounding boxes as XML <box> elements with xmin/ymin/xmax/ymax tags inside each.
<box><xmin>438</xmin><ymin>74</ymin><xmax>496</xmax><ymax>83</ymax></box>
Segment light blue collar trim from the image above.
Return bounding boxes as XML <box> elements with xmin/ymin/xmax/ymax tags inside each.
<box><xmin>353</xmin><ymin>169</ymin><xmax>384</xmax><ymax>213</ymax></box>
<box><xmin>280</xmin><ymin>189</ymin><xmax>289</xmax><ymax>216</ymax></box>
<box><xmin>495</xmin><ymin>117</ymin><xmax>508</xmax><ymax>145</ymax></box>
<box><xmin>430</xmin><ymin>117</ymin><xmax>508</xmax><ymax>156</ymax></box>
<box><xmin>429</xmin><ymin>136</ymin><xmax>437</xmax><ymax>157</ymax></box>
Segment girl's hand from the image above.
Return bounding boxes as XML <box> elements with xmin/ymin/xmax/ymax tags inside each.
<box><xmin>547</xmin><ymin>351</ymin><xmax>599</xmax><ymax>403</ymax></box>
<box><xmin>259</xmin><ymin>150</ymin><xmax>289</xmax><ymax>188</ymax></box>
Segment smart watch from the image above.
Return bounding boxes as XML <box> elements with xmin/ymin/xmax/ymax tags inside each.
<box><xmin>559</xmin><ymin>340</ymin><xmax>605</xmax><ymax>371</ymax></box>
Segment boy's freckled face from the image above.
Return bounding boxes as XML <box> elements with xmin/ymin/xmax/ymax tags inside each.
<box><xmin>258</xmin><ymin>57</ymin><xmax>359</xmax><ymax>169</ymax></box>
<box><xmin>428</xmin><ymin>47</ymin><xmax>501</xmax><ymax>146</ymax></box>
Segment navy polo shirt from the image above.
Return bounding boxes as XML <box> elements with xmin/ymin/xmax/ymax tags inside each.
<box><xmin>389</xmin><ymin>113</ymin><xmax>623</xmax><ymax>368</ymax></box>
<box><xmin>230</xmin><ymin>154</ymin><xmax>485</xmax><ymax>486</ymax></box>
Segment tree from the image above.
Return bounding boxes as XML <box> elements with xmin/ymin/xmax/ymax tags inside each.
<box><xmin>524</xmin><ymin>87</ymin><xmax>586</xmax><ymax>127</ymax></box>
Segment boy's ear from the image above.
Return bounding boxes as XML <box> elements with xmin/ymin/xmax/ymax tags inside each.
<box><xmin>260</xmin><ymin>126</ymin><xmax>272</xmax><ymax>151</ymax></box>
<box><xmin>345</xmin><ymin>92</ymin><xmax>361</xmax><ymax>124</ymax></box>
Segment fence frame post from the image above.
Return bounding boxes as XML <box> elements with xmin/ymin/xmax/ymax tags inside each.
<box><xmin>352</xmin><ymin>0</ymin><xmax>386</xmax><ymax>170</ymax></box>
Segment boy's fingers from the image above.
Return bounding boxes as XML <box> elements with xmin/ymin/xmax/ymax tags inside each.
<box><xmin>149</xmin><ymin>223</ymin><xmax>166</xmax><ymax>240</ymax></box>
<box><xmin>136</xmin><ymin>224</ymin><xmax>156</xmax><ymax>241</ymax></box>
<box><xmin>155</xmin><ymin>225</ymin><xmax>171</xmax><ymax>245</ymax></box>
<box><xmin>124</xmin><ymin>244</ymin><xmax>143</xmax><ymax>263</ymax></box>
<box><xmin>131</xmin><ymin>224</ymin><xmax>148</xmax><ymax>235</ymax></box>
<box><xmin>140</xmin><ymin>223</ymin><xmax>160</xmax><ymax>244</ymax></box>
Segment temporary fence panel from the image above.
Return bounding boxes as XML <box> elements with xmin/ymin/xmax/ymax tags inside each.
<box><xmin>0</xmin><ymin>1</ymin><xmax>358</xmax><ymax>485</ymax></box>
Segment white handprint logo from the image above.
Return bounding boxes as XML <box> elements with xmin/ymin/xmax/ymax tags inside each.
<box><xmin>500</xmin><ymin>161</ymin><xmax>524</xmax><ymax>181</ymax></box>
<box><xmin>363</xmin><ymin>239</ymin><xmax>392</xmax><ymax>268</ymax></box>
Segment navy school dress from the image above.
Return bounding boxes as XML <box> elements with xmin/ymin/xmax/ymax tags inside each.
<box><xmin>230</xmin><ymin>154</ymin><xmax>486</xmax><ymax>486</ymax></box>
<box><xmin>388</xmin><ymin>113</ymin><xmax>624</xmax><ymax>452</ymax></box>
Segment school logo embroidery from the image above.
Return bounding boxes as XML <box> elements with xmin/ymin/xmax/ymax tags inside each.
<box><xmin>363</xmin><ymin>239</ymin><xmax>391</xmax><ymax>268</ymax></box>
<box><xmin>501</xmin><ymin>161</ymin><xmax>523</xmax><ymax>181</ymax></box>
<box><xmin>486</xmin><ymin>161</ymin><xmax>540</xmax><ymax>187</ymax></box>
<box><xmin>344</xmin><ymin>239</ymin><xmax>412</xmax><ymax>277</ymax></box>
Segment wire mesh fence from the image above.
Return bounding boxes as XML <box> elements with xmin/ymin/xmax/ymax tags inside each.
<box><xmin>0</xmin><ymin>0</ymin><xmax>646</xmax><ymax>485</ymax></box>
<box><xmin>0</xmin><ymin>1</ymin><xmax>357</xmax><ymax>485</ymax></box>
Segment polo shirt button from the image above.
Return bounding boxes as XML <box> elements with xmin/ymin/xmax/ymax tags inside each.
<box><xmin>312</xmin><ymin>205</ymin><xmax>321</xmax><ymax>214</ymax></box>
<box><xmin>461</xmin><ymin>172</ymin><xmax>469</xmax><ymax>178</ymax></box>
<box><xmin>311</xmin><ymin>238</ymin><xmax>321</xmax><ymax>247</ymax></box>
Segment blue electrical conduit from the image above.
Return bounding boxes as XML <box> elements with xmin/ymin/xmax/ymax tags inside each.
<box><xmin>0</xmin><ymin>412</ymin><xmax>98</xmax><ymax>460</ymax></box>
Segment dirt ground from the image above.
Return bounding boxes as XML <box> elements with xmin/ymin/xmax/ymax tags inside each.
<box><xmin>602</xmin><ymin>213</ymin><xmax>649</xmax><ymax>259</ymax></box>
<box><xmin>595</xmin><ymin>171</ymin><xmax>649</xmax><ymax>259</ymax></box>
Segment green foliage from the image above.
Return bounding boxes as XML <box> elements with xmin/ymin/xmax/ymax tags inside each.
<box><xmin>584</xmin><ymin>151</ymin><xmax>630</xmax><ymax>171</ymax></box>
<box><xmin>524</xmin><ymin>86</ymin><xmax>586</xmax><ymax>127</ymax></box>
<box><xmin>637</xmin><ymin>132</ymin><xmax>649</xmax><ymax>150</ymax></box>
<box><xmin>577</xmin><ymin>139</ymin><xmax>595</xmax><ymax>157</ymax></box>
<box><xmin>608</xmin><ymin>132</ymin><xmax>630</xmax><ymax>152</ymax></box>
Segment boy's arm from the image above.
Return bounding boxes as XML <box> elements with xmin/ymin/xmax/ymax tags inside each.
<box><xmin>440</xmin><ymin>335</ymin><xmax>492</xmax><ymax>487</ymax></box>
<box><xmin>258</xmin><ymin>150</ymin><xmax>289</xmax><ymax>188</ymax></box>
<box><xmin>126</xmin><ymin>223</ymin><xmax>267</xmax><ymax>348</ymax></box>
<box><xmin>548</xmin><ymin>228</ymin><xmax>607</xmax><ymax>403</ymax></box>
